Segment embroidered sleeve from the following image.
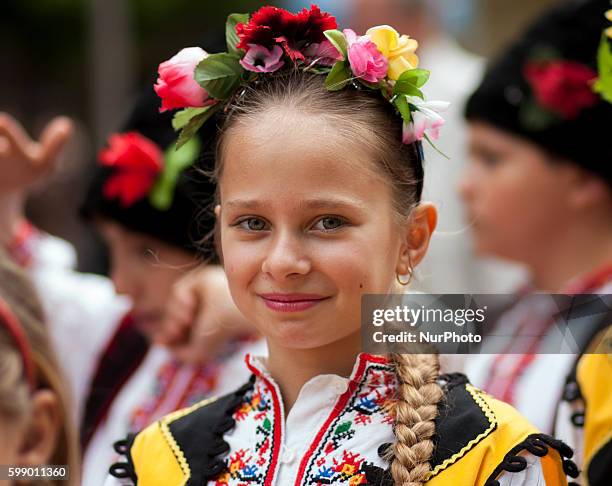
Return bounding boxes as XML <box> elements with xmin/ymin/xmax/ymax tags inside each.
<box><xmin>485</xmin><ymin>434</ymin><xmax>579</xmax><ymax>486</ymax></box>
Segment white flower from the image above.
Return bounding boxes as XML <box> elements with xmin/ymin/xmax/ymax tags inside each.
<box><xmin>402</xmin><ymin>97</ymin><xmax>450</xmax><ymax>144</ymax></box>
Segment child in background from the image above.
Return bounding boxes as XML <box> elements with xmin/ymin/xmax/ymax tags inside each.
<box><xmin>0</xmin><ymin>84</ymin><xmax>264</xmax><ymax>485</ymax></box>
<box><xmin>109</xmin><ymin>5</ymin><xmax>577</xmax><ymax>485</ymax></box>
<box><xmin>0</xmin><ymin>251</ymin><xmax>79</xmax><ymax>486</ymax></box>
<box><xmin>461</xmin><ymin>1</ymin><xmax>612</xmax><ymax>483</ymax></box>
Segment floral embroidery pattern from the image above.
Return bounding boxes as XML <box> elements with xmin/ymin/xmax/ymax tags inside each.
<box><xmin>211</xmin><ymin>380</ymin><xmax>276</xmax><ymax>485</ymax></box>
<box><xmin>208</xmin><ymin>356</ymin><xmax>395</xmax><ymax>486</ymax></box>
<box><xmin>303</xmin><ymin>364</ymin><xmax>397</xmax><ymax>485</ymax></box>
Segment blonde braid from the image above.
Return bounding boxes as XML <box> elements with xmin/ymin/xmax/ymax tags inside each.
<box><xmin>387</xmin><ymin>353</ymin><xmax>444</xmax><ymax>485</ymax></box>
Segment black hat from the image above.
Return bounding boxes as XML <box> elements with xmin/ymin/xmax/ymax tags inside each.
<box><xmin>465</xmin><ymin>0</ymin><xmax>612</xmax><ymax>183</ymax></box>
<box><xmin>81</xmin><ymin>85</ymin><xmax>220</xmax><ymax>260</ymax></box>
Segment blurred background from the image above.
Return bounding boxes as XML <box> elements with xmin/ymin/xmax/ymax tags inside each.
<box><xmin>0</xmin><ymin>0</ymin><xmax>560</xmax><ymax>282</ymax></box>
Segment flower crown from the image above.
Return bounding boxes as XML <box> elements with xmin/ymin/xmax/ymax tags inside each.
<box><xmin>99</xmin><ymin>131</ymin><xmax>200</xmax><ymax>209</ymax></box>
<box><xmin>154</xmin><ymin>5</ymin><xmax>449</xmax><ymax>151</ymax></box>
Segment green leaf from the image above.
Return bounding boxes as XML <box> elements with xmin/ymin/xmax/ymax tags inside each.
<box><xmin>149</xmin><ymin>137</ymin><xmax>202</xmax><ymax>210</ymax></box>
<box><xmin>226</xmin><ymin>13</ymin><xmax>249</xmax><ymax>55</ymax></box>
<box><xmin>325</xmin><ymin>61</ymin><xmax>352</xmax><ymax>91</ymax></box>
<box><xmin>594</xmin><ymin>34</ymin><xmax>612</xmax><ymax>104</ymax></box>
<box><xmin>175</xmin><ymin>103</ymin><xmax>220</xmax><ymax>149</ymax></box>
<box><xmin>409</xmin><ymin>68</ymin><xmax>431</xmax><ymax>88</ymax></box>
<box><xmin>263</xmin><ymin>418</ymin><xmax>271</xmax><ymax>431</ymax></box>
<box><xmin>394</xmin><ymin>68</ymin><xmax>430</xmax><ymax>97</ymax></box>
<box><xmin>423</xmin><ymin>133</ymin><xmax>450</xmax><ymax>160</ymax></box>
<box><xmin>393</xmin><ymin>95</ymin><xmax>412</xmax><ymax>124</ymax></box>
<box><xmin>195</xmin><ymin>53</ymin><xmax>243</xmax><ymax>101</ymax></box>
<box><xmin>324</xmin><ymin>29</ymin><xmax>347</xmax><ymax>59</ymax></box>
<box><xmin>394</xmin><ymin>83</ymin><xmax>424</xmax><ymax>99</ymax></box>
<box><xmin>171</xmin><ymin>107</ymin><xmax>210</xmax><ymax>131</ymax></box>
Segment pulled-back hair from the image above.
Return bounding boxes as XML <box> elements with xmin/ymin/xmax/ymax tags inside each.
<box><xmin>215</xmin><ymin>71</ymin><xmax>443</xmax><ymax>485</ymax></box>
<box><xmin>0</xmin><ymin>252</ymin><xmax>79</xmax><ymax>485</ymax></box>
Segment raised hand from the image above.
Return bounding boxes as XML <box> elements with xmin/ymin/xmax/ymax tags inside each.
<box><xmin>0</xmin><ymin>112</ymin><xmax>74</xmax><ymax>190</ymax></box>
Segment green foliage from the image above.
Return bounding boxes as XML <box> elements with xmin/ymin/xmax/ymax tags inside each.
<box><xmin>594</xmin><ymin>34</ymin><xmax>612</xmax><ymax>104</ymax></box>
<box><xmin>226</xmin><ymin>13</ymin><xmax>249</xmax><ymax>55</ymax></box>
<box><xmin>324</xmin><ymin>29</ymin><xmax>347</xmax><ymax>59</ymax></box>
<box><xmin>171</xmin><ymin>107</ymin><xmax>211</xmax><ymax>131</ymax></box>
<box><xmin>195</xmin><ymin>53</ymin><xmax>243</xmax><ymax>100</ymax></box>
<box><xmin>393</xmin><ymin>95</ymin><xmax>412</xmax><ymax>124</ymax></box>
<box><xmin>175</xmin><ymin>104</ymin><xmax>220</xmax><ymax>149</ymax></box>
<box><xmin>149</xmin><ymin>136</ymin><xmax>201</xmax><ymax>210</ymax></box>
<box><xmin>393</xmin><ymin>68</ymin><xmax>430</xmax><ymax>99</ymax></box>
<box><xmin>325</xmin><ymin>61</ymin><xmax>352</xmax><ymax>91</ymax></box>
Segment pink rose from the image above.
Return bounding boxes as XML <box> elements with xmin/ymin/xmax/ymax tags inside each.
<box><xmin>344</xmin><ymin>29</ymin><xmax>388</xmax><ymax>83</ymax></box>
<box><xmin>240</xmin><ymin>44</ymin><xmax>285</xmax><ymax>73</ymax></box>
<box><xmin>154</xmin><ymin>47</ymin><xmax>212</xmax><ymax>112</ymax></box>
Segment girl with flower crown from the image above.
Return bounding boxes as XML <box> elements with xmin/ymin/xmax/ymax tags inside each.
<box><xmin>107</xmin><ymin>5</ymin><xmax>579</xmax><ymax>485</ymax></box>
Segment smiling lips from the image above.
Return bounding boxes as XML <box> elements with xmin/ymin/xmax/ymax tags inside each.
<box><xmin>259</xmin><ymin>293</ymin><xmax>330</xmax><ymax>312</ymax></box>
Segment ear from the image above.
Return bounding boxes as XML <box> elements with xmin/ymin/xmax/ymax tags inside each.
<box><xmin>16</xmin><ymin>389</ymin><xmax>61</xmax><ymax>467</ymax></box>
<box><xmin>396</xmin><ymin>203</ymin><xmax>437</xmax><ymax>275</ymax></box>
<box><xmin>214</xmin><ymin>204</ymin><xmax>221</xmax><ymax>218</ymax></box>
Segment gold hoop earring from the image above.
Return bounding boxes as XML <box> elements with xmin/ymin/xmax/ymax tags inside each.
<box><xmin>396</xmin><ymin>271</ymin><xmax>412</xmax><ymax>286</ymax></box>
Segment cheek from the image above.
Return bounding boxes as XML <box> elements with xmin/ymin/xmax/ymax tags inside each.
<box><xmin>473</xmin><ymin>164</ymin><xmax>538</xmax><ymax>223</ymax></box>
<box><xmin>146</xmin><ymin>268</ymin><xmax>183</xmax><ymax>304</ymax></box>
<box><xmin>313</xmin><ymin>232</ymin><xmax>397</xmax><ymax>294</ymax></box>
<box><xmin>222</xmin><ymin>239</ymin><xmax>263</xmax><ymax>299</ymax></box>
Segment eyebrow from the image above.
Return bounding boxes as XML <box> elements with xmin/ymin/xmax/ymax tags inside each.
<box><xmin>224</xmin><ymin>197</ymin><xmax>367</xmax><ymax>211</ymax></box>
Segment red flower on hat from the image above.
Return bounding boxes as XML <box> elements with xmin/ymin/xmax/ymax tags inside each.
<box><xmin>99</xmin><ymin>132</ymin><xmax>163</xmax><ymax>207</ymax></box>
<box><xmin>524</xmin><ymin>60</ymin><xmax>599</xmax><ymax>119</ymax></box>
<box><xmin>236</xmin><ymin>5</ymin><xmax>337</xmax><ymax>62</ymax></box>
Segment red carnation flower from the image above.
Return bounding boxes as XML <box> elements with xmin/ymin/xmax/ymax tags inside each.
<box><xmin>236</xmin><ymin>5</ymin><xmax>337</xmax><ymax>63</ymax></box>
<box><xmin>524</xmin><ymin>60</ymin><xmax>599</xmax><ymax>119</ymax></box>
<box><xmin>99</xmin><ymin>132</ymin><xmax>163</xmax><ymax>207</ymax></box>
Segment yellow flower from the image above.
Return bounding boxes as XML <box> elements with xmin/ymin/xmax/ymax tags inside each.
<box><xmin>606</xmin><ymin>9</ymin><xmax>612</xmax><ymax>38</ymax></box>
<box><xmin>366</xmin><ymin>25</ymin><xmax>419</xmax><ymax>80</ymax></box>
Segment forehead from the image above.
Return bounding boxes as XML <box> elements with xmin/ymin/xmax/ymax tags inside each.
<box><xmin>220</xmin><ymin>108</ymin><xmax>390</xmax><ymax>205</ymax></box>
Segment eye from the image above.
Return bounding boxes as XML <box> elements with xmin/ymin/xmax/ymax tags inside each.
<box><xmin>138</xmin><ymin>246</ymin><xmax>157</xmax><ymax>262</ymax></box>
<box><xmin>477</xmin><ymin>149</ymin><xmax>503</xmax><ymax>168</ymax></box>
<box><xmin>236</xmin><ymin>217</ymin><xmax>269</xmax><ymax>231</ymax></box>
<box><xmin>312</xmin><ymin>216</ymin><xmax>347</xmax><ymax>232</ymax></box>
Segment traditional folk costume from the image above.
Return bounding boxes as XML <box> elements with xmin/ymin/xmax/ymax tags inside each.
<box><xmin>464</xmin><ymin>1</ymin><xmax>612</xmax><ymax>484</ymax></box>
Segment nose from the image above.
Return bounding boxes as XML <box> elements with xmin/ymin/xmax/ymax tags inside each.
<box><xmin>110</xmin><ymin>263</ymin><xmax>138</xmax><ymax>297</ymax></box>
<box><xmin>261</xmin><ymin>230</ymin><xmax>311</xmax><ymax>282</ymax></box>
